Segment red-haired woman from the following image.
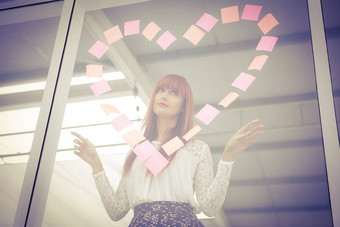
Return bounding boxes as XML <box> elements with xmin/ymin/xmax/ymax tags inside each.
<box><xmin>72</xmin><ymin>74</ymin><xmax>263</xmax><ymax>226</ymax></box>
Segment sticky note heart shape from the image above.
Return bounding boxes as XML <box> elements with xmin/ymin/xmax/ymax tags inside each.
<box><xmin>86</xmin><ymin>4</ymin><xmax>279</xmax><ymax>175</ymax></box>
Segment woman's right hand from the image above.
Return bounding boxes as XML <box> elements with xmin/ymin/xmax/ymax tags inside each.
<box><xmin>71</xmin><ymin>131</ymin><xmax>104</xmax><ymax>174</ymax></box>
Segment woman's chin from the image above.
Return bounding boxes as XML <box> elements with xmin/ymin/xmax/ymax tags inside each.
<box><xmin>155</xmin><ymin>112</ymin><xmax>178</xmax><ymax>120</ymax></box>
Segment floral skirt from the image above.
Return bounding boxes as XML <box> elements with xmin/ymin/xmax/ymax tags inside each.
<box><xmin>129</xmin><ymin>201</ymin><xmax>205</xmax><ymax>227</ymax></box>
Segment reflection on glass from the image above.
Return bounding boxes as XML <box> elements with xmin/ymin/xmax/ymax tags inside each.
<box><xmin>43</xmin><ymin>0</ymin><xmax>333</xmax><ymax>226</ymax></box>
<box><xmin>0</xmin><ymin>3</ymin><xmax>61</xmax><ymax>227</ymax></box>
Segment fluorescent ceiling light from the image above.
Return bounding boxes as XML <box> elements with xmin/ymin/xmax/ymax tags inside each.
<box><xmin>0</xmin><ymin>71</ymin><xmax>125</xmax><ymax>95</ymax></box>
<box><xmin>0</xmin><ymin>95</ymin><xmax>146</xmax><ymax>165</ymax></box>
<box><xmin>70</xmin><ymin>71</ymin><xmax>125</xmax><ymax>86</ymax></box>
<box><xmin>55</xmin><ymin>145</ymin><xmax>130</xmax><ymax>162</ymax></box>
<box><xmin>0</xmin><ymin>81</ymin><xmax>46</xmax><ymax>95</ymax></box>
<box><xmin>2</xmin><ymin>155</ymin><xmax>29</xmax><ymax>164</ymax></box>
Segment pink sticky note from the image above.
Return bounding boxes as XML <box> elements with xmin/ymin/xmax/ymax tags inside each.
<box><xmin>142</xmin><ymin>21</ymin><xmax>161</xmax><ymax>41</ymax></box>
<box><xmin>132</xmin><ymin>140</ymin><xmax>156</xmax><ymax>161</ymax></box>
<box><xmin>241</xmin><ymin>4</ymin><xmax>262</xmax><ymax>21</ymax></box>
<box><xmin>124</xmin><ymin>20</ymin><xmax>140</xmax><ymax>36</ymax></box>
<box><xmin>221</xmin><ymin>6</ymin><xmax>239</xmax><ymax>24</ymax></box>
<box><xmin>156</xmin><ymin>30</ymin><xmax>177</xmax><ymax>50</ymax></box>
<box><xmin>183</xmin><ymin>25</ymin><xmax>205</xmax><ymax>45</ymax></box>
<box><xmin>100</xmin><ymin>104</ymin><xmax>120</xmax><ymax>115</ymax></box>
<box><xmin>90</xmin><ymin>80</ymin><xmax>111</xmax><ymax>96</ymax></box>
<box><xmin>86</xmin><ymin>64</ymin><xmax>103</xmax><ymax>78</ymax></box>
<box><xmin>257</xmin><ymin>13</ymin><xmax>279</xmax><ymax>35</ymax></box>
<box><xmin>256</xmin><ymin>36</ymin><xmax>278</xmax><ymax>52</ymax></box>
<box><xmin>162</xmin><ymin>136</ymin><xmax>184</xmax><ymax>156</ymax></box>
<box><xmin>195</xmin><ymin>104</ymin><xmax>220</xmax><ymax>125</ymax></box>
<box><xmin>144</xmin><ymin>151</ymin><xmax>169</xmax><ymax>176</ymax></box>
<box><xmin>248</xmin><ymin>55</ymin><xmax>269</xmax><ymax>70</ymax></box>
<box><xmin>231</xmin><ymin>72</ymin><xmax>256</xmax><ymax>91</ymax></box>
<box><xmin>88</xmin><ymin>40</ymin><xmax>109</xmax><ymax>59</ymax></box>
<box><xmin>122</xmin><ymin>129</ymin><xmax>146</xmax><ymax>148</ymax></box>
<box><xmin>182</xmin><ymin>125</ymin><xmax>201</xmax><ymax>141</ymax></box>
<box><xmin>110</xmin><ymin>113</ymin><xmax>132</xmax><ymax>132</ymax></box>
<box><xmin>104</xmin><ymin>25</ymin><xmax>123</xmax><ymax>44</ymax></box>
<box><xmin>218</xmin><ymin>92</ymin><xmax>239</xmax><ymax>108</ymax></box>
<box><xmin>195</xmin><ymin>13</ymin><xmax>218</xmax><ymax>32</ymax></box>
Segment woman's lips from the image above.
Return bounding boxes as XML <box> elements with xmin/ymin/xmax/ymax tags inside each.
<box><xmin>159</xmin><ymin>102</ymin><xmax>168</xmax><ymax>107</ymax></box>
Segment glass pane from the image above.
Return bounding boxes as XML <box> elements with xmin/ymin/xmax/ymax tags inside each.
<box><xmin>322</xmin><ymin>0</ymin><xmax>340</xmax><ymax>142</ymax></box>
<box><xmin>0</xmin><ymin>2</ymin><xmax>62</xmax><ymax>227</ymax></box>
<box><xmin>44</xmin><ymin>0</ymin><xmax>333</xmax><ymax>226</ymax></box>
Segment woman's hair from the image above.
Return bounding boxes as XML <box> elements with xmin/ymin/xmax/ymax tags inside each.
<box><xmin>122</xmin><ymin>74</ymin><xmax>194</xmax><ymax>177</ymax></box>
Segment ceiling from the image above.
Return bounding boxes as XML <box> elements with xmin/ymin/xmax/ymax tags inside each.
<box><xmin>0</xmin><ymin>0</ymin><xmax>339</xmax><ymax>226</ymax></box>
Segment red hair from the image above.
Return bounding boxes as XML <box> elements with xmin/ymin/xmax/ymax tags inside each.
<box><xmin>122</xmin><ymin>74</ymin><xmax>194</xmax><ymax>177</ymax></box>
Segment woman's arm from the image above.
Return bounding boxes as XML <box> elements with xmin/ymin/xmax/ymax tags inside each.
<box><xmin>71</xmin><ymin>131</ymin><xmax>130</xmax><ymax>221</ymax></box>
<box><xmin>93</xmin><ymin>172</ymin><xmax>130</xmax><ymax>221</ymax></box>
<box><xmin>194</xmin><ymin>142</ymin><xmax>233</xmax><ymax>217</ymax></box>
<box><xmin>194</xmin><ymin>120</ymin><xmax>263</xmax><ymax>216</ymax></box>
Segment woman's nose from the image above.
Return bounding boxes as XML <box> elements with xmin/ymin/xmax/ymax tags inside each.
<box><xmin>160</xmin><ymin>90</ymin><xmax>168</xmax><ymax>100</ymax></box>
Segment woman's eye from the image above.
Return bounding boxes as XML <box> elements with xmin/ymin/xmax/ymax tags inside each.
<box><xmin>171</xmin><ymin>90</ymin><xmax>178</xmax><ymax>95</ymax></box>
<box><xmin>157</xmin><ymin>87</ymin><xmax>165</xmax><ymax>93</ymax></box>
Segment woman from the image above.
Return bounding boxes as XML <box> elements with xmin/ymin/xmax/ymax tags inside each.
<box><xmin>71</xmin><ymin>74</ymin><xmax>263</xmax><ymax>226</ymax></box>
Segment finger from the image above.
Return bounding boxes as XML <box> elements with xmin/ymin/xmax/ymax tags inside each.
<box><xmin>249</xmin><ymin>131</ymin><xmax>262</xmax><ymax>139</ymax></box>
<box><xmin>247</xmin><ymin>140</ymin><xmax>256</xmax><ymax>148</ymax></box>
<box><xmin>71</xmin><ymin>131</ymin><xmax>86</xmax><ymax>142</ymax></box>
<box><xmin>74</xmin><ymin>144</ymin><xmax>80</xmax><ymax>150</ymax></box>
<box><xmin>248</xmin><ymin>125</ymin><xmax>264</xmax><ymax>136</ymax></box>
<box><xmin>73</xmin><ymin>150</ymin><xmax>81</xmax><ymax>157</ymax></box>
<box><xmin>74</xmin><ymin>139</ymin><xmax>82</xmax><ymax>145</ymax></box>
<box><xmin>239</xmin><ymin>119</ymin><xmax>259</xmax><ymax>133</ymax></box>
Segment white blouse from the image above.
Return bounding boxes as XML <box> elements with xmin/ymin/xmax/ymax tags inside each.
<box><xmin>93</xmin><ymin>140</ymin><xmax>233</xmax><ymax>221</ymax></box>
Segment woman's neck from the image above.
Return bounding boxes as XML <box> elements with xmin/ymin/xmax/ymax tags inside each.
<box><xmin>155</xmin><ymin>117</ymin><xmax>177</xmax><ymax>141</ymax></box>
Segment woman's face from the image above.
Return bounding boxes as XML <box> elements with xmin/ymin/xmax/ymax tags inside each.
<box><xmin>153</xmin><ymin>87</ymin><xmax>184</xmax><ymax>120</ymax></box>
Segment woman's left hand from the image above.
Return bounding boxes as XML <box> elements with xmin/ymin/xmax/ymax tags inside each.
<box><xmin>222</xmin><ymin>119</ymin><xmax>264</xmax><ymax>162</ymax></box>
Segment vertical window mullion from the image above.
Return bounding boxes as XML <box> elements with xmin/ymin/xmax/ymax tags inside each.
<box><xmin>13</xmin><ymin>0</ymin><xmax>85</xmax><ymax>226</ymax></box>
<box><xmin>307</xmin><ymin>0</ymin><xmax>340</xmax><ymax>226</ymax></box>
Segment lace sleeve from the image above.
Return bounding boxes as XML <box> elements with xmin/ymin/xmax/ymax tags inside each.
<box><xmin>193</xmin><ymin>142</ymin><xmax>233</xmax><ymax>217</ymax></box>
<box><xmin>93</xmin><ymin>171</ymin><xmax>130</xmax><ymax>221</ymax></box>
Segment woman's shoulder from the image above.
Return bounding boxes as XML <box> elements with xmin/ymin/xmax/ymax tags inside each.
<box><xmin>183</xmin><ymin>139</ymin><xmax>211</xmax><ymax>157</ymax></box>
<box><xmin>186</xmin><ymin>139</ymin><xmax>209</xmax><ymax>148</ymax></box>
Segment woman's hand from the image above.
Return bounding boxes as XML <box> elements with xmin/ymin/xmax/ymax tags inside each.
<box><xmin>222</xmin><ymin>119</ymin><xmax>263</xmax><ymax>162</ymax></box>
<box><xmin>71</xmin><ymin>131</ymin><xmax>104</xmax><ymax>174</ymax></box>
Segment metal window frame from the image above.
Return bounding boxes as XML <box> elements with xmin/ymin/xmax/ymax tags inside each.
<box><xmin>12</xmin><ymin>0</ymin><xmax>340</xmax><ymax>226</ymax></box>
<box><xmin>308</xmin><ymin>0</ymin><xmax>340</xmax><ymax>225</ymax></box>
<box><xmin>13</xmin><ymin>0</ymin><xmax>84</xmax><ymax>226</ymax></box>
